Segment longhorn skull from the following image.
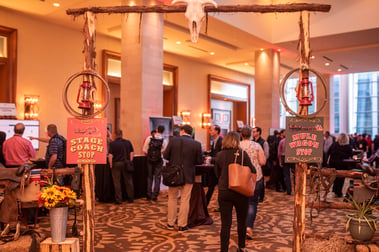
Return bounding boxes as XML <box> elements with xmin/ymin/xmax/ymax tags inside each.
<box><xmin>171</xmin><ymin>0</ymin><xmax>218</xmax><ymax>43</ymax></box>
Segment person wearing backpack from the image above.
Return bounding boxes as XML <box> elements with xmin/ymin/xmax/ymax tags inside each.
<box><xmin>142</xmin><ymin>125</ymin><xmax>167</xmax><ymax>201</ymax></box>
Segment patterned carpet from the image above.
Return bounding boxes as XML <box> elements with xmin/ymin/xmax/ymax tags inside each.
<box><xmin>28</xmin><ymin>184</ymin><xmax>365</xmax><ymax>252</ymax></box>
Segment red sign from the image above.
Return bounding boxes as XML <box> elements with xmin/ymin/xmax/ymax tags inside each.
<box><xmin>67</xmin><ymin>118</ymin><xmax>107</xmax><ymax>164</ymax></box>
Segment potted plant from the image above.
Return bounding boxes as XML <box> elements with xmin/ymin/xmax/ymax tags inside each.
<box><xmin>38</xmin><ymin>184</ymin><xmax>77</xmax><ymax>242</ymax></box>
<box><xmin>346</xmin><ymin>194</ymin><xmax>377</xmax><ymax>241</ymax></box>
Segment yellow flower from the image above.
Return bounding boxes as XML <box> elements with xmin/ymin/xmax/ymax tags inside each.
<box><xmin>44</xmin><ymin>198</ymin><xmax>58</xmax><ymax>208</ymax></box>
<box><xmin>41</xmin><ymin>187</ymin><xmax>56</xmax><ymax>199</ymax></box>
<box><xmin>54</xmin><ymin>191</ymin><xmax>65</xmax><ymax>201</ymax></box>
<box><xmin>38</xmin><ymin>184</ymin><xmax>77</xmax><ymax>209</ymax></box>
<box><xmin>65</xmin><ymin>190</ymin><xmax>77</xmax><ymax>200</ymax></box>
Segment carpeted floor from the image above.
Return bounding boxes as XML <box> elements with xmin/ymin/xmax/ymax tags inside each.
<box><xmin>28</xmin><ymin>185</ymin><xmax>368</xmax><ymax>252</ymax></box>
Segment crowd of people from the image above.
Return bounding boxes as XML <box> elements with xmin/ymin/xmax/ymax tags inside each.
<box><xmin>1</xmin><ymin>121</ymin><xmax>379</xmax><ymax>251</ymax></box>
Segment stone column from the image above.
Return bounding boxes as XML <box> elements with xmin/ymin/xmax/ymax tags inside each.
<box><xmin>317</xmin><ymin>73</ymin><xmax>330</xmax><ymax>132</ymax></box>
<box><xmin>254</xmin><ymin>49</ymin><xmax>281</xmax><ymax>136</ymax></box>
<box><xmin>121</xmin><ymin>0</ymin><xmax>164</xmax><ymax>153</ymax></box>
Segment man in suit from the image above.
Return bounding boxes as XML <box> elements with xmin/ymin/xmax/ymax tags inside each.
<box><xmin>163</xmin><ymin>125</ymin><xmax>203</xmax><ymax>232</ymax></box>
<box><xmin>205</xmin><ymin>125</ymin><xmax>223</xmax><ymax>206</ymax></box>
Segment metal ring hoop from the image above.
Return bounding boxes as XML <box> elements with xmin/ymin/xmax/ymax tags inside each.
<box><xmin>279</xmin><ymin>67</ymin><xmax>328</xmax><ymax>119</ymax></box>
<box><xmin>62</xmin><ymin>70</ymin><xmax>110</xmax><ymax>119</ymax></box>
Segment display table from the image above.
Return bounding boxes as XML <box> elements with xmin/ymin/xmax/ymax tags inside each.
<box><xmin>95</xmin><ymin>155</ymin><xmax>148</xmax><ymax>202</ymax></box>
<box><xmin>188</xmin><ymin>164</ymin><xmax>214</xmax><ymax>228</ymax></box>
<box><xmin>343</xmin><ymin>159</ymin><xmax>362</xmax><ymax>170</ymax></box>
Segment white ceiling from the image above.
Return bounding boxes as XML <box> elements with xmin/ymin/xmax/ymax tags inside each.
<box><xmin>1</xmin><ymin>0</ymin><xmax>379</xmax><ymax>76</ymax></box>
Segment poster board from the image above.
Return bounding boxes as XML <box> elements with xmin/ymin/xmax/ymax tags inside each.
<box><xmin>212</xmin><ymin>109</ymin><xmax>231</xmax><ymax>136</ymax></box>
<box><xmin>0</xmin><ymin>119</ymin><xmax>40</xmax><ymax>149</ymax></box>
<box><xmin>285</xmin><ymin>117</ymin><xmax>324</xmax><ymax>163</ymax></box>
<box><xmin>66</xmin><ymin>118</ymin><xmax>107</xmax><ymax>164</ymax></box>
<box><xmin>149</xmin><ymin>116</ymin><xmax>172</xmax><ymax>138</ymax></box>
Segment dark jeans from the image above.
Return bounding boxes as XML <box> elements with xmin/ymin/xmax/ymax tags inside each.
<box><xmin>281</xmin><ymin>156</ymin><xmax>292</xmax><ymax>195</ymax></box>
<box><xmin>111</xmin><ymin>161</ymin><xmax>134</xmax><ymax>203</ymax></box>
<box><xmin>246</xmin><ymin>178</ymin><xmax>264</xmax><ymax>229</ymax></box>
<box><xmin>218</xmin><ymin>190</ymin><xmax>248</xmax><ymax>252</ymax></box>
<box><xmin>147</xmin><ymin>161</ymin><xmax>162</xmax><ymax>199</ymax></box>
<box><xmin>333</xmin><ymin>177</ymin><xmax>345</xmax><ymax>197</ymax></box>
<box><xmin>259</xmin><ymin>176</ymin><xmax>265</xmax><ymax>201</ymax></box>
<box><xmin>206</xmin><ymin>168</ymin><xmax>218</xmax><ymax>205</ymax></box>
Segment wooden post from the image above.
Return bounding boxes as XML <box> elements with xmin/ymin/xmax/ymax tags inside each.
<box><xmin>82</xmin><ymin>11</ymin><xmax>96</xmax><ymax>252</ymax></box>
<box><xmin>293</xmin><ymin>11</ymin><xmax>310</xmax><ymax>252</ymax></box>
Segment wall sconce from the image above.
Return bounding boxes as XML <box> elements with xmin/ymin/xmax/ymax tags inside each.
<box><xmin>181</xmin><ymin>110</ymin><xmax>191</xmax><ymax>125</ymax></box>
<box><xmin>202</xmin><ymin>113</ymin><xmax>211</xmax><ymax>128</ymax></box>
<box><xmin>24</xmin><ymin>95</ymin><xmax>39</xmax><ymax>120</ymax></box>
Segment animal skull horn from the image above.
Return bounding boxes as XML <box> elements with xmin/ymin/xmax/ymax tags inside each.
<box><xmin>171</xmin><ymin>0</ymin><xmax>218</xmax><ymax>43</ymax></box>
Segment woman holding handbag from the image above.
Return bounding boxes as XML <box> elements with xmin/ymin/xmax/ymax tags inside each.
<box><xmin>215</xmin><ymin>131</ymin><xmax>256</xmax><ymax>252</ymax></box>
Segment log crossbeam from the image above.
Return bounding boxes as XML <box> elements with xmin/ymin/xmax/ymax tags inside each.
<box><xmin>66</xmin><ymin>3</ymin><xmax>331</xmax><ymax>16</ymax></box>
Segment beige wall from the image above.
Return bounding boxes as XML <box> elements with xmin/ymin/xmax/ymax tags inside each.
<box><xmin>0</xmin><ymin>8</ymin><xmax>120</xmax><ymax>158</ymax></box>
<box><xmin>163</xmin><ymin>52</ymin><xmax>254</xmax><ymax>151</ymax></box>
<box><xmin>1</xmin><ymin>7</ymin><xmax>254</xmax><ymax>156</ymax></box>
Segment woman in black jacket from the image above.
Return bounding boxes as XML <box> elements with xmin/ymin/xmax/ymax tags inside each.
<box><xmin>215</xmin><ymin>131</ymin><xmax>256</xmax><ymax>252</ymax></box>
<box><xmin>328</xmin><ymin>133</ymin><xmax>353</xmax><ymax>197</ymax></box>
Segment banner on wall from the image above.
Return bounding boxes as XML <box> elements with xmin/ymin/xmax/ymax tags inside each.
<box><xmin>285</xmin><ymin>117</ymin><xmax>324</xmax><ymax>163</ymax></box>
<box><xmin>66</xmin><ymin>118</ymin><xmax>107</xmax><ymax>164</ymax></box>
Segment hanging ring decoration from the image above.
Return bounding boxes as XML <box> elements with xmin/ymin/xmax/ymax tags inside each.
<box><xmin>63</xmin><ymin>70</ymin><xmax>110</xmax><ymax>119</ymax></box>
<box><xmin>279</xmin><ymin>67</ymin><xmax>328</xmax><ymax>119</ymax></box>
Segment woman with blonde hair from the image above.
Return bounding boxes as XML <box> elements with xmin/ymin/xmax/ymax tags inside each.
<box><xmin>328</xmin><ymin>133</ymin><xmax>353</xmax><ymax>197</ymax></box>
<box><xmin>215</xmin><ymin>131</ymin><xmax>256</xmax><ymax>252</ymax></box>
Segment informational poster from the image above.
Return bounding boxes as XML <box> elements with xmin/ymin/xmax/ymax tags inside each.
<box><xmin>66</xmin><ymin>118</ymin><xmax>107</xmax><ymax>164</ymax></box>
<box><xmin>285</xmin><ymin>117</ymin><xmax>324</xmax><ymax>163</ymax></box>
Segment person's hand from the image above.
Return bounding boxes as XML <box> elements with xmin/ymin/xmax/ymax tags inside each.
<box><xmin>29</xmin><ymin>136</ymin><xmax>35</xmax><ymax>140</ymax></box>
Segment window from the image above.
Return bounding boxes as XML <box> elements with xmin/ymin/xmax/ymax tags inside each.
<box><xmin>0</xmin><ymin>26</ymin><xmax>17</xmax><ymax>103</ymax></box>
<box><xmin>280</xmin><ymin>76</ymin><xmax>317</xmax><ymax>128</ymax></box>
<box><xmin>332</xmin><ymin>76</ymin><xmax>340</xmax><ymax>134</ymax></box>
<box><xmin>331</xmin><ymin>71</ymin><xmax>379</xmax><ymax>136</ymax></box>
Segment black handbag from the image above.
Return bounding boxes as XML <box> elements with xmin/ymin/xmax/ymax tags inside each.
<box><xmin>162</xmin><ymin>139</ymin><xmax>185</xmax><ymax>187</ymax></box>
<box><xmin>124</xmin><ymin>160</ymin><xmax>134</xmax><ymax>172</ymax></box>
<box><xmin>121</xmin><ymin>140</ymin><xmax>134</xmax><ymax>172</ymax></box>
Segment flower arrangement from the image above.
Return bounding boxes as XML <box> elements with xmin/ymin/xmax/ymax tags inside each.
<box><xmin>38</xmin><ymin>184</ymin><xmax>77</xmax><ymax>209</ymax></box>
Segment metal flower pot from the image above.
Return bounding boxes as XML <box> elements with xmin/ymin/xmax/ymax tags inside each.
<box><xmin>49</xmin><ymin>207</ymin><xmax>68</xmax><ymax>242</ymax></box>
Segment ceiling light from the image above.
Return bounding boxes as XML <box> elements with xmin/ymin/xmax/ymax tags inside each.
<box><xmin>53</xmin><ymin>3</ymin><xmax>60</xmax><ymax>7</ymax></box>
<box><xmin>175</xmin><ymin>41</ymin><xmax>181</xmax><ymax>45</ymax></box>
<box><xmin>337</xmin><ymin>69</ymin><xmax>342</xmax><ymax>72</ymax></box>
<box><xmin>310</xmin><ymin>55</ymin><xmax>315</xmax><ymax>60</ymax></box>
<box><xmin>209</xmin><ymin>52</ymin><xmax>215</xmax><ymax>56</ymax></box>
<box><xmin>325</xmin><ymin>62</ymin><xmax>330</xmax><ymax>66</ymax></box>
<box><xmin>244</xmin><ymin>62</ymin><xmax>249</xmax><ymax>66</ymax></box>
<box><xmin>260</xmin><ymin>48</ymin><xmax>264</xmax><ymax>51</ymax></box>
<box><xmin>277</xmin><ymin>49</ymin><xmax>281</xmax><ymax>52</ymax></box>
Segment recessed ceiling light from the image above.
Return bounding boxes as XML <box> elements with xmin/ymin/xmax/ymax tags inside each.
<box><xmin>175</xmin><ymin>41</ymin><xmax>181</xmax><ymax>45</ymax></box>
<box><xmin>244</xmin><ymin>62</ymin><xmax>249</xmax><ymax>66</ymax></box>
<box><xmin>277</xmin><ymin>49</ymin><xmax>281</xmax><ymax>52</ymax></box>
<box><xmin>209</xmin><ymin>52</ymin><xmax>215</xmax><ymax>56</ymax></box>
<box><xmin>325</xmin><ymin>62</ymin><xmax>330</xmax><ymax>66</ymax></box>
<box><xmin>53</xmin><ymin>2</ymin><xmax>60</xmax><ymax>7</ymax></box>
<box><xmin>310</xmin><ymin>55</ymin><xmax>315</xmax><ymax>60</ymax></box>
<box><xmin>260</xmin><ymin>48</ymin><xmax>264</xmax><ymax>51</ymax></box>
<box><xmin>337</xmin><ymin>69</ymin><xmax>342</xmax><ymax>72</ymax></box>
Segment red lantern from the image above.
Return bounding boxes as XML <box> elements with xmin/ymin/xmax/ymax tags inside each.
<box><xmin>296</xmin><ymin>77</ymin><xmax>314</xmax><ymax>106</ymax></box>
<box><xmin>76</xmin><ymin>77</ymin><xmax>96</xmax><ymax>110</ymax></box>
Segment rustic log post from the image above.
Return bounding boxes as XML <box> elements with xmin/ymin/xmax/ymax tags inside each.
<box><xmin>82</xmin><ymin>11</ymin><xmax>96</xmax><ymax>252</ymax></box>
<box><xmin>66</xmin><ymin>3</ymin><xmax>331</xmax><ymax>16</ymax></box>
<box><xmin>306</xmin><ymin>201</ymin><xmax>355</xmax><ymax>210</ymax></box>
<box><xmin>293</xmin><ymin>11</ymin><xmax>310</xmax><ymax>252</ymax></box>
